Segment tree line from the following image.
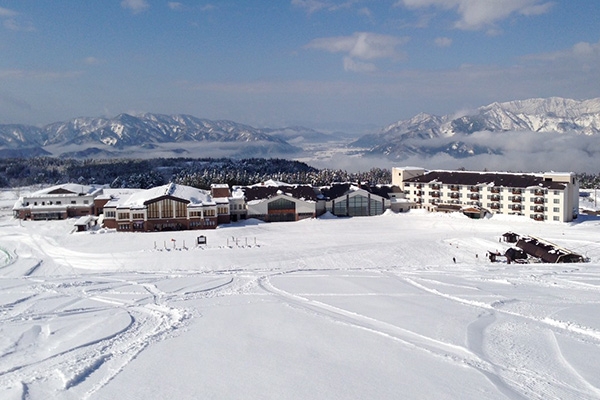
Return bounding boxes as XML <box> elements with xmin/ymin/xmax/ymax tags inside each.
<box><xmin>0</xmin><ymin>157</ymin><xmax>392</xmax><ymax>189</ymax></box>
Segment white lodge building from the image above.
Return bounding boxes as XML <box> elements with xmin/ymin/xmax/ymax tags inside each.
<box><xmin>392</xmin><ymin>167</ymin><xmax>579</xmax><ymax>222</ymax></box>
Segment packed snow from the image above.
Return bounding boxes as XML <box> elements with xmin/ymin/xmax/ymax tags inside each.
<box><xmin>1</xmin><ymin>188</ymin><xmax>600</xmax><ymax>399</ymax></box>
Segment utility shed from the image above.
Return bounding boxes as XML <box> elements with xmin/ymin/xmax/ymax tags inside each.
<box><xmin>516</xmin><ymin>236</ymin><xmax>584</xmax><ymax>263</ymax></box>
<box><xmin>74</xmin><ymin>216</ymin><xmax>97</xmax><ymax>232</ymax></box>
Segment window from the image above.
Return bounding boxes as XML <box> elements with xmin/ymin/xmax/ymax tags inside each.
<box><xmin>71</xmin><ymin>201</ymin><xmax>76</xmax><ymax>204</ymax></box>
<box><xmin>161</xmin><ymin>199</ymin><xmax>173</xmax><ymax>218</ymax></box>
<box><xmin>553</xmin><ymin>199</ymin><xmax>560</xmax><ymax>204</ymax></box>
<box><xmin>204</xmin><ymin>209</ymin><xmax>215</xmax><ymax>217</ymax></box>
<box><xmin>56</xmin><ymin>201</ymin><xmax>61</xmax><ymax>205</ymax></box>
<box><xmin>105</xmin><ymin>211</ymin><xmax>116</xmax><ymax>218</ymax></box>
<box><xmin>553</xmin><ymin>216</ymin><xmax>560</xmax><ymax>221</ymax></box>
<box><xmin>118</xmin><ymin>212</ymin><xmax>129</xmax><ymax>220</ymax></box>
<box><xmin>348</xmin><ymin>195</ymin><xmax>369</xmax><ymax>216</ymax></box>
<box><xmin>553</xmin><ymin>207</ymin><xmax>560</xmax><ymax>212</ymax></box>
<box><xmin>268</xmin><ymin>198</ymin><xmax>295</xmax><ymax>212</ymax></box>
<box><xmin>132</xmin><ymin>213</ymin><xmax>144</xmax><ymax>219</ymax></box>
<box><xmin>147</xmin><ymin>202</ymin><xmax>160</xmax><ymax>219</ymax></box>
<box><xmin>83</xmin><ymin>200</ymin><xmax>89</xmax><ymax>204</ymax></box>
<box><xmin>333</xmin><ymin>200</ymin><xmax>347</xmax><ymax>216</ymax></box>
<box><xmin>189</xmin><ymin>211</ymin><xmax>202</xmax><ymax>217</ymax></box>
<box><xmin>218</xmin><ymin>206</ymin><xmax>228</xmax><ymax>214</ymax></box>
<box><xmin>175</xmin><ymin>201</ymin><xmax>187</xmax><ymax>218</ymax></box>
<box><xmin>369</xmin><ymin>197</ymin><xmax>383</xmax><ymax>215</ymax></box>
<box><xmin>118</xmin><ymin>223</ymin><xmax>130</xmax><ymax>230</ymax></box>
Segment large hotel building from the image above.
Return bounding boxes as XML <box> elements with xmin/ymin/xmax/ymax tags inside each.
<box><xmin>392</xmin><ymin>167</ymin><xmax>579</xmax><ymax>222</ymax></box>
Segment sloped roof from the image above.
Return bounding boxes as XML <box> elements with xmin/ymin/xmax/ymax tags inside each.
<box><xmin>319</xmin><ymin>183</ymin><xmax>398</xmax><ymax>200</ymax></box>
<box><xmin>242</xmin><ymin>184</ymin><xmax>318</xmax><ymax>202</ymax></box>
<box><xmin>30</xmin><ymin>183</ymin><xmax>103</xmax><ymax>197</ymax></box>
<box><xmin>405</xmin><ymin>170</ymin><xmax>566</xmax><ymax>190</ymax></box>
<box><xmin>106</xmin><ymin>183</ymin><xmax>215</xmax><ymax>208</ymax></box>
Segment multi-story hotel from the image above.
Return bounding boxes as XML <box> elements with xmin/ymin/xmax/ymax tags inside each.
<box><xmin>392</xmin><ymin>167</ymin><xmax>579</xmax><ymax>222</ymax></box>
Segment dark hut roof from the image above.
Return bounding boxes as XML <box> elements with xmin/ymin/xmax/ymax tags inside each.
<box><xmin>242</xmin><ymin>185</ymin><xmax>318</xmax><ymax>202</ymax></box>
<box><xmin>319</xmin><ymin>183</ymin><xmax>399</xmax><ymax>200</ymax></box>
<box><xmin>516</xmin><ymin>236</ymin><xmax>584</xmax><ymax>263</ymax></box>
<box><xmin>405</xmin><ymin>171</ymin><xmax>566</xmax><ymax>190</ymax></box>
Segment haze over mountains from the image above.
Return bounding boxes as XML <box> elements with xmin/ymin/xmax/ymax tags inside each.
<box><xmin>1</xmin><ymin>97</ymin><xmax>599</xmax><ymax>172</ymax></box>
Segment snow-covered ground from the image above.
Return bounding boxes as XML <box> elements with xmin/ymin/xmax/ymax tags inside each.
<box><xmin>1</xmin><ymin>188</ymin><xmax>600</xmax><ymax>399</ymax></box>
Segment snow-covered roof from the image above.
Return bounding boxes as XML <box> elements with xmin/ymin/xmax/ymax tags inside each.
<box><xmin>28</xmin><ymin>183</ymin><xmax>103</xmax><ymax>197</ymax></box>
<box><xmin>249</xmin><ymin>179</ymin><xmax>293</xmax><ymax>188</ymax></box>
<box><xmin>105</xmin><ymin>183</ymin><xmax>215</xmax><ymax>208</ymax></box>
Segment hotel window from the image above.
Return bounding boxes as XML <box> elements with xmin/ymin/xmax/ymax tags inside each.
<box><xmin>118</xmin><ymin>212</ymin><xmax>129</xmax><ymax>220</ymax></box>
<box><xmin>553</xmin><ymin>207</ymin><xmax>560</xmax><ymax>212</ymax></box>
<box><xmin>132</xmin><ymin>213</ymin><xmax>144</xmax><ymax>219</ymax></box>
<box><xmin>105</xmin><ymin>211</ymin><xmax>116</xmax><ymax>218</ymax></box>
<box><xmin>204</xmin><ymin>209</ymin><xmax>215</xmax><ymax>217</ymax></box>
<box><xmin>553</xmin><ymin>199</ymin><xmax>560</xmax><ymax>204</ymax></box>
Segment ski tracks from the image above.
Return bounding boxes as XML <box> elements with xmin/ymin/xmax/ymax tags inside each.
<box><xmin>401</xmin><ymin>275</ymin><xmax>600</xmax><ymax>399</ymax></box>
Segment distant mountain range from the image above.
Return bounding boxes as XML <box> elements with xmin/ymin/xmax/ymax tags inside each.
<box><xmin>1</xmin><ymin>97</ymin><xmax>599</xmax><ymax>161</ymax></box>
<box><xmin>350</xmin><ymin>97</ymin><xmax>600</xmax><ymax>159</ymax></box>
<box><xmin>0</xmin><ymin>113</ymin><xmax>334</xmax><ymax>158</ymax></box>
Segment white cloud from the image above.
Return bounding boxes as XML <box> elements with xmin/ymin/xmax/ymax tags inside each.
<box><xmin>168</xmin><ymin>2</ymin><xmax>183</xmax><ymax>10</ymax></box>
<box><xmin>434</xmin><ymin>37</ymin><xmax>452</xmax><ymax>47</ymax></box>
<box><xmin>305</xmin><ymin>32</ymin><xmax>408</xmax><ymax>73</ymax></box>
<box><xmin>0</xmin><ymin>69</ymin><xmax>82</xmax><ymax>80</ymax></box>
<box><xmin>83</xmin><ymin>57</ymin><xmax>102</xmax><ymax>65</ymax></box>
<box><xmin>0</xmin><ymin>7</ymin><xmax>17</xmax><ymax>17</ymax></box>
<box><xmin>0</xmin><ymin>7</ymin><xmax>35</xmax><ymax>32</ymax></box>
<box><xmin>121</xmin><ymin>0</ymin><xmax>150</xmax><ymax>14</ymax></box>
<box><xmin>3</xmin><ymin>19</ymin><xmax>34</xmax><ymax>32</ymax></box>
<box><xmin>343</xmin><ymin>56</ymin><xmax>377</xmax><ymax>72</ymax></box>
<box><xmin>292</xmin><ymin>0</ymin><xmax>363</xmax><ymax>14</ymax></box>
<box><xmin>291</xmin><ymin>0</ymin><xmax>331</xmax><ymax>14</ymax></box>
<box><xmin>305</xmin><ymin>32</ymin><xmax>408</xmax><ymax>60</ymax></box>
<box><xmin>396</xmin><ymin>0</ymin><xmax>554</xmax><ymax>30</ymax></box>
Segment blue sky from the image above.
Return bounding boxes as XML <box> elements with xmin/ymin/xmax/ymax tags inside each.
<box><xmin>0</xmin><ymin>0</ymin><xmax>599</xmax><ymax>131</ymax></box>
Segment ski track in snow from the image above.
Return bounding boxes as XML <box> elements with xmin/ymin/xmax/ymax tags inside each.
<box><xmin>1</xmin><ymin>207</ymin><xmax>600</xmax><ymax>399</ymax></box>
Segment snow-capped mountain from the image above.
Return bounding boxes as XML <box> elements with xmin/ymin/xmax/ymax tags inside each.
<box><xmin>352</xmin><ymin>97</ymin><xmax>600</xmax><ymax>159</ymax></box>
<box><xmin>0</xmin><ymin>113</ymin><xmax>303</xmax><ymax>158</ymax></box>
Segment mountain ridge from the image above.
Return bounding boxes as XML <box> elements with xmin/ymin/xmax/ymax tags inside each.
<box><xmin>351</xmin><ymin>97</ymin><xmax>600</xmax><ymax>159</ymax></box>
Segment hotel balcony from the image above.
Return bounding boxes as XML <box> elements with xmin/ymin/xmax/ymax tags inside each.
<box><xmin>490</xmin><ymin>187</ymin><xmax>501</xmax><ymax>194</ymax></box>
<box><xmin>430</xmin><ymin>184</ymin><xmax>441</xmax><ymax>190</ymax></box>
<box><xmin>490</xmin><ymin>195</ymin><xmax>501</xmax><ymax>202</ymax></box>
<box><xmin>470</xmin><ymin>194</ymin><xmax>480</xmax><ymax>200</ymax></box>
<box><xmin>512</xmin><ymin>196</ymin><xmax>522</xmax><ymax>203</ymax></box>
<box><xmin>450</xmin><ymin>193</ymin><xmax>460</xmax><ymax>199</ymax></box>
<box><xmin>533</xmin><ymin>214</ymin><xmax>545</xmax><ymax>221</ymax></box>
<box><xmin>511</xmin><ymin>204</ymin><xmax>522</xmax><ymax>211</ymax></box>
<box><xmin>534</xmin><ymin>190</ymin><xmax>545</xmax><ymax>196</ymax></box>
<box><xmin>469</xmin><ymin>186</ymin><xmax>480</xmax><ymax>192</ymax></box>
<box><xmin>534</xmin><ymin>197</ymin><xmax>545</xmax><ymax>204</ymax></box>
<box><xmin>430</xmin><ymin>191</ymin><xmax>441</xmax><ymax>198</ymax></box>
<box><xmin>490</xmin><ymin>203</ymin><xmax>501</xmax><ymax>210</ymax></box>
<box><xmin>449</xmin><ymin>185</ymin><xmax>460</xmax><ymax>191</ymax></box>
<box><xmin>534</xmin><ymin>206</ymin><xmax>545</xmax><ymax>213</ymax></box>
<box><xmin>512</xmin><ymin>189</ymin><xmax>523</xmax><ymax>195</ymax></box>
